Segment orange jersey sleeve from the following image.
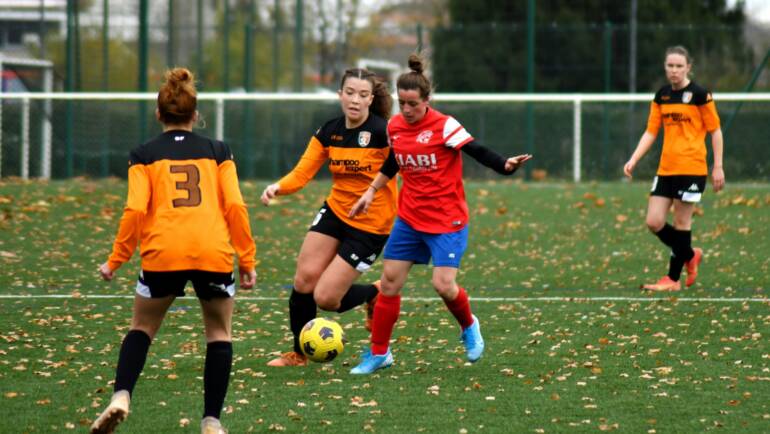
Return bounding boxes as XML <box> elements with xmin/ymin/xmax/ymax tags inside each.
<box><xmin>645</xmin><ymin>101</ymin><xmax>662</xmax><ymax>136</ymax></box>
<box><xmin>277</xmin><ymin>136</ymin><xmax>328</xmax><ymax>195</ymax></box>
<box><xmin>218</xmin><ymin>159</ymin><xmax>256</xmax><ymax>271</ymax></box>
<box><xmin>699</xmin><ymin>96</ymin><xmax>721</xmax><ymax>132</ymax></box>
<box><xmin>107</xmin><ymin>163</ymin><xmax>151</xmax><ymax>271</ymax></box>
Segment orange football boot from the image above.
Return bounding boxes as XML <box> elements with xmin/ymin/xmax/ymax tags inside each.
<box><xmin>266</xmin><ymin>351</ymin><xmax>307</xmax><ymax>367</ymax></box>
<box><xmin>685</xmin><ymin>248</ymin><xmax>703</xmax><ymax>287</ymax></box>
<box><xmin>642</xmin><ymin>276</ymin><xmax>681</xmax><ymax>292</ymax></box>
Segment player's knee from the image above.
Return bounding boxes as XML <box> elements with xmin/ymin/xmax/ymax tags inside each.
<box><xmin>646</xmin><ymin>216</ymin><xmax>664</xmax><ymax>232</ymax></box>
<box><xmin>672</xmin><ymin>215</ymin><xmax>691</xmax><ymax>229</ymax></box>
<box><xmin>293</xmin><ymin>271</ymin><xmax>320</xmax><ymax>293</ymax></box>
<box><xmin>313</xmin><ymin>291</ymin><xmax>340</xmax><ymax>311</ymax></box>
<box><xmin>431</xmin><ymin>275</ymin><xmax>455</xmax><ymax>296</ymax></box>
<box><xmin>379</xmin><ymin>274</ymin><xmax>403</xmax><ymax>296</ymax></box>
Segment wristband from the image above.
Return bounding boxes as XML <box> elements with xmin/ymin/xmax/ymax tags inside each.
<box><xmin>368</xmin><ymin>184</ymin><xmax>379</xmax><ymax>192</ymax></box>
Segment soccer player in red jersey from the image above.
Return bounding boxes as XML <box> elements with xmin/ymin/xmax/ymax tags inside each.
<box><xmin>90</xmin><ymin>68</ymin><xmax>256</xmax><ymax>434</ymax></box>
<box><xmin>348</xmin><ymin>53</ymin><xmax>532</xmax><ymax>374</ymax></box>
<box><xmin>260</xmin><ymin>69</ymin><xmax>398</xmax><ymax>367</ymax></box>
<box><xmin>624</xmin><ymin>46</ymin><xmax>724</xmax><ymax>292</ymax></box>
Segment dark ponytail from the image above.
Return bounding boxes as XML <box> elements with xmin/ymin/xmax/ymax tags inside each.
<box><xmin>397</xmin><ymin>53</ymin><xmax>432</xmax><ymax>99</ymax></box>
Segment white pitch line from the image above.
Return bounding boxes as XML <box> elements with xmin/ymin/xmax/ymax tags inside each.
<box><xmin>0</xmin><ymin>294</ymin><xmax>767</xmax><ymax>303</ymax></box>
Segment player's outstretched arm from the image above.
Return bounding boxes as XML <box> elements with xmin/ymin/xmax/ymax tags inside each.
<box><xmin>462</xmin><ymin>140</ymin><xmax>530</xmax><ymax>175</ymax></box>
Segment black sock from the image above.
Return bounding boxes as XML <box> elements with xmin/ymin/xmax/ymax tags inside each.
<box><xmin>667</xmin><ymin>230</ymin><xmax>694</xmax><ymax>281</ymax></box>
<box><xmin>667</xmin><ymin>254</ymin><xmax>684</xmax><ymax>282</ymax></box>
<box><xmin>114</xmin><ymin>329</ymin><xmax>152</xmax><ymax>395</ymax></box>
<box><xmin>673</xmin><ymin>229</ymin><xmax>694</xmax><ymax>263</ymax></box>
<box><xmin>203</xmin><ymin>341</ymin><xmax>233</xmax><ymax>419</ymax></box>
<box><xmin>336</xmin><ymin>284</ymin><xmax>378</xmax><ymax>314</ymax></box>
<box><xmin>289</xmin><ymin>289</ymin><xmax>316</xmax><ymax>354</ymax></box>
<box><xmin>655</xmin><ymin>223</ymin><xmax>676</xmax><ymax>248</ymax></box>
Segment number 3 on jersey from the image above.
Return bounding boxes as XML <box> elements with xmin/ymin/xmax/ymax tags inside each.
<box><xmin>170</xmin><ymin>164</ymin><xmax>201</xmax><ymax>207</ymax></box>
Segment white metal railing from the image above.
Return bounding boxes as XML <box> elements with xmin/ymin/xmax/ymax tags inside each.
<box><xmin>1</xmin><ymin>92</ymin><xmax>769</xmax><ymax>181</ymax></box>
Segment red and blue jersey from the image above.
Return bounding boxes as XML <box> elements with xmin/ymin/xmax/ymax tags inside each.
<box><xmin>388</xmin><ymin>107</ymin><xmax>474</xmax><ymax>233</ymax></box>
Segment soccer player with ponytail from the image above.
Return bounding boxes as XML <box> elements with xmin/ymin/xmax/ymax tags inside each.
<box><xmin>260</xmin><ymin>69</ymin><xmax>397</xmax><ymax>367</ymax></box>
<box><xmin>624</xmin><ymin>45</ymin><xmax>724</xmax><ymax>292</ymax></box>
<box><xmin>348</xmin><ymin>53</ymin><xmax>532</xmax><ymax>375</ymax></box>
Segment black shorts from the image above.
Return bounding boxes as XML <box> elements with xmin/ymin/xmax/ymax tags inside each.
<box><xmin>650</xmin><ymin>175</ymin><xmax>707</xmax><ymax>203</ymax></box>
<box><xmin>308</xmin><ymin>202</ymin><xmax>389</xmax><ymax>272</ymax></box>
<box><xmin>136</xmin><ymin>270</ymin><xmax>235</xmax><ymax>300</ymax></box>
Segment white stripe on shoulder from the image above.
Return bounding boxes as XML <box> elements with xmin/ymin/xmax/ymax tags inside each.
<box><xmin>443</xmin><ymin>117</ymin><xmax>472</xmax><ymax>148</ymax></box>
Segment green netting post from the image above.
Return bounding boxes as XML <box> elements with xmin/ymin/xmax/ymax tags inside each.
<box><xmin>223</xmin><ymin>0</ymin><xmax>230</xmax><ymax>91</ymax></box>
<box><xmin>101</xmin><ymin>0</ymin><xmax>110</xmax><ymax>177</ymax></box>
<box><xmin>138</xmin><ymin>0</ymin><xmax>148</xmax><ymax>142</ymax></box>
<box><xmin>65</xmin><ymin>0</ymin><xmax>75</xmax><ymax>178</ymax></box>
<box><xmin>196</xmin><ymin>0</ymin><xmax>204</xmax><ymax>89</ymax></box>
<box><xmin>243</xmin><ymin>22</ymin><xmax>255</xmax><ymax>178</ymax></box>
<box><xmin>602</xmin><ymin>21</ymin><xmax>612</xmax><ymax>179</ymax></box>
<box><xmin>167</xmin><ymin>0</ymin><xmax>175</xmax><ymax>67</ymax></box>
<box><xmin>293</xmin><ymin>0</ymin><xmax>303</xmax><ymax>92</ymax></box>
<box><xmin>524</xmin><ymin>0</ymin><xmax>535</xmax><ymax>180</ymax></box>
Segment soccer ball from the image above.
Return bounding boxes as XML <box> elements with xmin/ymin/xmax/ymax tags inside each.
<box><xmin>299</xmin><ymin>318</ymin><xmax>346</xmax><ymax>363</ymax></box>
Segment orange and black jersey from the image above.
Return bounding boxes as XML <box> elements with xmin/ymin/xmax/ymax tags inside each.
<box><xmin>277</xmin><ymin>114</ymin><xmax>397</xmax><ymax>235</ymax></box>
<box><xmin>107</xmin><ymin>130</ymin><xmax>256</xmax><ymax>273</ymax></box>
<box><xmin>646</xmin><ymin>82</ymin><xmax>721</xmax><ymax>176</ymax></box>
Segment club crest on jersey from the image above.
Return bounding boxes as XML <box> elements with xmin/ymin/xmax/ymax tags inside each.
<box><xmin>682</xmin><ymin>91</ymin><xmax>692</xmax><ymax>103</ymax></box>
<box><xmin>417</xmin><ymin>130</ymin><xmax>433</xmax><ymax>144</ymax></box>
<box><xmin>358</xmin><ymin>131</ymin><xmax>371</xmax><ymax>147</ymax></box>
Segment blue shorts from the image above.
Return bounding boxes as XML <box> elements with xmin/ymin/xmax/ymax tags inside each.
<box><xmin>383</xmin><ymin>217</ymin><xmax>468</xmax><ymax>268</ymax></box>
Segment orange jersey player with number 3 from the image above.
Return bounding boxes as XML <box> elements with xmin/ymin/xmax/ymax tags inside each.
<box><xmin>624</xmin><ymin>45</ymin><xmax>724</xmax><ymax>292</ymax></box>
<box><xmin>91</xmin><ymin>68</ymin><xmax>256</xmax><ymax>434</ymax></box>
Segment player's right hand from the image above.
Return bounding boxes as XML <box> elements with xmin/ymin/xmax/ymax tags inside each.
<box><xmin>260</xmin><ymin>183</ymin><xmax>280</xmax><ymax>206</ymax></box>
<box><xmin>623</xmin><ymin>160</ymin><xmax>635</xmax><ymax>178</ymax></box>
<box><xmin>98</xmin><ymin>262</ymin><xmax>114</xmax><ymax>281</ymax></box>
<box><xmin>240</xmin><ymin>269</ymin><xmax>257</xmax><ymax>289</ymax></box>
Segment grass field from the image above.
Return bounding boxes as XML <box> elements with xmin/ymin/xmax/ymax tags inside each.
<box><xmin>0</xmin><ymin>178</ymin><xmax>769</xmax><ymax>432</ymax></box>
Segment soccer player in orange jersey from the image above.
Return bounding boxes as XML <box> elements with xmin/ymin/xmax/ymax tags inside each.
<box><xmin>90</xmin><ymin>68</ymin><xmax>256</xmax><ymax>434</ymax></box>
<box><xmin>260</xmin><ymin>69</ymin><xmax>398</xmax><ymax>367</ymax></box>
<box><xmin>624</xmin><ymin>46</ymin><xmax>725</xmax><ymax>292</ymax></box>
<box><xmin>348</xmin><ymin>54</ymin><xmax>532</xmax><ymax>374</ymax></box>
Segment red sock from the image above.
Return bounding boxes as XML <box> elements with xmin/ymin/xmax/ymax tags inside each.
<box><xmin>370</xmin><ymin>293</ymin><xmax>400</xmax><ymax>355</ymax></box>
<box><xmin>443</xmin><ymin>286</ymin><xmax>473</xmax><ymax>330</ymax></box>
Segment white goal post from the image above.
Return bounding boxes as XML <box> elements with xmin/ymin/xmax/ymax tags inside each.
<box><xmin>0</xmin><ymin>55</ymin><xmax>54</xmax><ymax>179</ymax></box>
<box><xmin>0</xmin><ymin>91</ymin><xmax>768</xmax><ymax>181</ymax></box>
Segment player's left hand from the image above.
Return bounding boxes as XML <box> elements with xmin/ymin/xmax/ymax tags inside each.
<box><xmin>98</xmin><ymin>262</ymin><xmax>114</xmax><ymax>281</ymax></box>
<box><xmin>349</xmin><ymin>189</ymin><xmax>375</xmax><ymax>218</ymax></box>
<box><xmin>712</xmin><ymin>166</ymin><xmax>725</xmax><ymax>192</ymax></box>
<box><xmin>505</xmin><ymin>154</ymin><xmax>533</xmax><ymax>172</ymax></box>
